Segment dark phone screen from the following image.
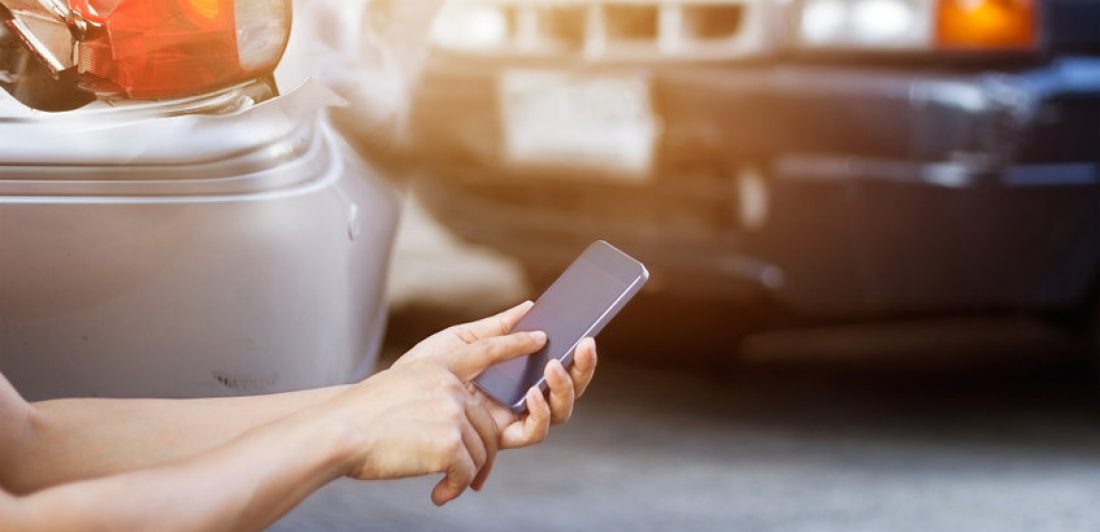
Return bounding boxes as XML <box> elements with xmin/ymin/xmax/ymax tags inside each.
<box><xmin>476</xmin><ymin>257</ymin><xmax>630</xmax><ymax>406</ymax></box>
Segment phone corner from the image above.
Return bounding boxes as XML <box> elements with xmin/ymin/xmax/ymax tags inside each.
<box><xmin>509</xmin><ymin>398</ymin><xmax>528</xmax><ymax>416</ymax></box>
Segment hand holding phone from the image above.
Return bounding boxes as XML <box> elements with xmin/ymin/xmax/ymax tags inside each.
<box><xmin>475</xmin><ymin>241</ymin><xmax>649</xmax><ymax>414</ymax></box>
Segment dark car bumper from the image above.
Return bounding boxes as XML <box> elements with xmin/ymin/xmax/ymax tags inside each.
<box><xmin>409</xmin><ymin>55</ymin><xmax>1100</xmax><ymax>316</ymax></box>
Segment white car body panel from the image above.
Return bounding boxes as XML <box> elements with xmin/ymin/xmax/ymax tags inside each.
<box><xmin>0</xmin><ymin>75</ymin><xmax>400</xmax><ymax>400</ymax></box>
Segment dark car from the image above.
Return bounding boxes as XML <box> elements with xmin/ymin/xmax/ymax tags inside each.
<box><xmin>400</xmin><ymin>0</ymin><xmax>1100</xmax><ymax>354</ymax></box>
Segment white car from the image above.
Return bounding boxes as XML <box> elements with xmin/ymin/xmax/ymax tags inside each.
<box><xmin>0</xmin><ymin>0</ymin><xmax>401</xmax><ymax>400</ymax></box>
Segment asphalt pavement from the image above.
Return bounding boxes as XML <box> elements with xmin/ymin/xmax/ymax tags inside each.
<box><xmin>273</xmin><ymin>196</ymin><xmax>1100</xmax><ymax>532</ymax></box>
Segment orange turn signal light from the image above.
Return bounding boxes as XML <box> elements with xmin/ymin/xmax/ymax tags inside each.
<box><xmin>67</xmin><ymin>0</ymin><xmax>291</xmax><ymax>99</ymax></box>
<box><xmin>937</xmin><ymin>0</ymin><xmax>1037</xmax><ymax>51</ymax></box>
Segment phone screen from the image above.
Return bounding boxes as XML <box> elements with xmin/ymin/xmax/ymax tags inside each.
<box><xmin>474</xmin><ymin>242</ymin><xmax>647</xmax><ymax>412</ymax></box>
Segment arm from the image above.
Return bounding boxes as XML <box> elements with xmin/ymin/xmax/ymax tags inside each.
<box><xmin>0</xmin><ymin>329</ymin><xmax>555</xmax><ymax>531</ymax></box>
<box><xmin>4</xmin><ymin>382</ymin><xmax>349</xmax><ymax>494</ymax></box>
<box><xmin>0</xmin><ymin>301</ymin><xmax>598</xmax><ymax>529</ymax></box>
<box><xmin>1</xmin><ymin>403</ymin><xmax>356</xmax><ymax>532</ymax></box>
<box><xmin>4</xmin><ymin>302</ymin><xmax>597</xmax><ymax>495</ymax></box>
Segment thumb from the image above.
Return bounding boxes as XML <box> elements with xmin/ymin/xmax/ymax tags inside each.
<box><xmin>448</xmin><ymin>331</ymin><xmax>548</xmax><ymax>382</ymax></box>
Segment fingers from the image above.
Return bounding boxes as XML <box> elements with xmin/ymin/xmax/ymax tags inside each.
<box><xmin>570</xmin><ymin>338</ymin><xmax>598</xmax><ymax>398</ymax></box>
<box><xmin>448</xmin><ymin>330</ymin><xmax>547</xmax><ymax>382</ymax></box>
<box><xmin>459</xmin><ymin>418</ymin><xmax>488</xmax><ymax>479</ymax></box>
<box><xmin>500</xmin><ymin>387</ymin><xmax>551</xmax><ymax>449</ymax></box>
<box><xmin>545</xmin><ymin>359</ymin><xmax>575</xmax><ymax>425</ymax></box>
<box><xmin>541</xmin><ymin>340</ymin><xmax>597</xmax><ymax>426</ymax></box>
<box><xmin>434</xmin><ymin>400</ymin><xmax>501</xmax><ymax>505</ymax></box>
<box><xmin>429</xmin><ymin>388</ymin><xmax>500</xmax><ymax>505</ymax></box>
<box><xmin>431</xmin><ymin>443</ymin><xmax>477</xmax><ymax>506</ymax></box>
<box><xmin>452</xmin><ymin>301</ymin><xmax>534</xmax><ymax>343</ymax></box>
<box><xmin>465</xmin><ymin>399</ymin><xmax>499</xmax><ymax>492</ymax></box>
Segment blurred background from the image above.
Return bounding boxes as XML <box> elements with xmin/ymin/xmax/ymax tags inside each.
<box><xmin>277</xmin><ymin>0</ymin><xmax>1100</xmax><ymax>529</ymax></box>
<box><xmin>0</xmin><ymin>0</ymin><xmax>1095</xmax><ymax>528</ymax></box>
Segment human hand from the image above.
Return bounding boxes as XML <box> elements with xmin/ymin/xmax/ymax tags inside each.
<box><xmin>326</xmin><ymin>329</ymin><xmax>547</xmax><ymax>505</ymax></box>
<box><xmin>396</xmin><ymin>302</ymin><xmax>599</xmax><ymax>485</ymax></box>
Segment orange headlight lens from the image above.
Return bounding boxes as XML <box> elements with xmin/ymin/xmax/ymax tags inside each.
<box><xmin>68</xmin><ymin>0</ymin><xmax>291</xmax><ymax>99</ymax></box>
<box><xmin>936</xmin><ymin>0</ymin><xmax>1037</xmax><ymax>51</ymax></box>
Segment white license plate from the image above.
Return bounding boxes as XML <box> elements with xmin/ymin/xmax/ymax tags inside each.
<box><xmin>499</xmin><ymin>71</ymin><xmax>657</xmax><ymax>180</ymax></box>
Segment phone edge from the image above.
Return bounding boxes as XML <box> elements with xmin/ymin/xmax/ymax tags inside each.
<box><xmin>503</xmin><ymin>263</ymin><xmax>649</xmax><ymax>415</ymax></box>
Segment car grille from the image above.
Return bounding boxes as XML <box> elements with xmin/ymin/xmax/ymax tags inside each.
<box><xmin>457</xmin><ymin>0</ymin><xmax>772</xmax><ymax>60</ymax></box>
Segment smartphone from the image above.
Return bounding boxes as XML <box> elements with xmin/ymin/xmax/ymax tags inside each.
<box><xmin>475</xmin><ymin>241</ymin><xmax>649</xmax><ymax>414</ymax></box>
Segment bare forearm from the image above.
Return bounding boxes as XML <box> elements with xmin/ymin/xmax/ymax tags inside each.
<box><xmin>4</xmin><ymin>406</ymin><xmax>356</xmax><ymax>532</ymax></box>
<box><xmin>7</xmin><ymin>385</ymin><xmax>348</xmax><ymax>493</ymax></box>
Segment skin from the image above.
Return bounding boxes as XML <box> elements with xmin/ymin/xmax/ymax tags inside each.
<box><xmin>0</xmin><ymin>301</ymin><xmax>598</xmax><ymax>531</ymax></box>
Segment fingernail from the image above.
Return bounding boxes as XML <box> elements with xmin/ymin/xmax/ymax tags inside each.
<box><xmin>529</xmin><ymin>331</ymin><xmax>547</xmax><ymax>343</ymax></box>
<box><xmin>552</xmin><ymin>359</ymin><xmax>568</xmax><ymax>377</ymax></box>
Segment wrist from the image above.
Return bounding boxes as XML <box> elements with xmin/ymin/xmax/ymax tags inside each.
<box><xmin>292</xmin><ymin>403</ymin><xmax>365</xmax><ymax>479</ymax></box>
